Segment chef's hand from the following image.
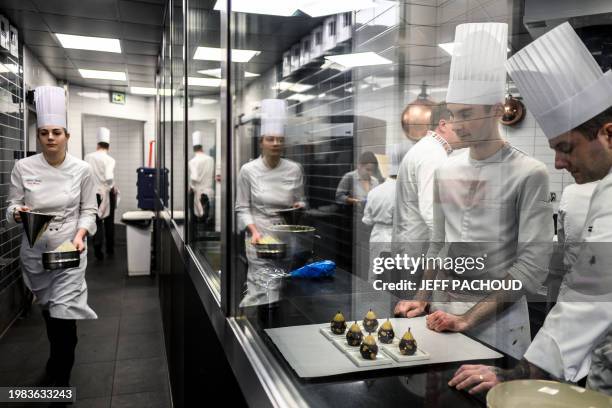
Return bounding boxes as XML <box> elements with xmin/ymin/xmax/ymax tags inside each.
<box><xmin>346</xmin><ymin>197</ymin><xmax>361</xmax><ymax>205</ymax></box>
<box><xmin>426</xmin><ymin>310</ymin><xmax>469</xmax><ymax>332</ymax></box>
<box><xmin>72</xmin><ymin>236</ymin><xmax>85</xmax><ymax>252</ymax></box>
<box><xmin>292</xmin><ymin>202</ymin><xmax>304</xmax><ymax>209</ymax></box>
<box><xmin>13</xmin><ymin>206</ymin><xmax>30</xmax><ymax>223</ymax></box>
<box><xmin>250</xmin><ymin>230</ymin><xmax>262</xmax><ymax>245</ymax></box>
<box><xmin>72</xmin><ymin>229</ymin><xmax>88</xmax><ymax>253</ymax></box>
<box><xmin>448</xmin><ymin>364</ymin><xmax>501</xmax><ymax>394</ymax></box>
<box><xmin>394</xmin><ymin>300</ymin><xmax>428</xmax><ymax>318</ymax></box>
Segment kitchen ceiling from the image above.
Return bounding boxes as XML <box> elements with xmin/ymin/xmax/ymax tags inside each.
<box><xmin>0</xmin><ymin>0</ymin><xmax>328</xmax><ymax>94</ymax></box>
<box><xmin>0</xmin><ymin>0</ymin><xmax>165</xmax><ymax>91</ymax></box>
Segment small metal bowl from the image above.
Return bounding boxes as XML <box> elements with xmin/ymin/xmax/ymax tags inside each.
<box><xmin>42</xmin><ymin>250</ymin><xmax>81</xmax><ymax>270</ymax></box>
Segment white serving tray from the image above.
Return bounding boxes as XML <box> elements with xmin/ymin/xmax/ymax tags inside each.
<box><xmin>265</xmin><ymin>316</ymin><xmax>503</xmax><ymax>378</ymax></box>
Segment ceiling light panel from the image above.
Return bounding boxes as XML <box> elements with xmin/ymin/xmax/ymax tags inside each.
<box><xmin>324</xmin><ymin>52</ymin><xmax>392</xmax><ymax>68</ymax></box>
<box><xmin>78</xmin><ymin>69</ymin><xmax>127</xmax><ymax>81</ymax></box>
<box><xmin>55</xmin><ymin>33</ymin><xmax>121</xmax><ymax>53</ymax></box>
<box><xmin>193</xmin><ymin>46</ymin><xmax>260</xmax><ymax>63</ymax></box>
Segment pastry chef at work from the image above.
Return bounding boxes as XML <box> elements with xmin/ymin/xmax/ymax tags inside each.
<box><xmin>449</xmin><ymin>22</ymin><xmax>612</xmax><ymax>396</ymax></box>
<box><xmin>235</xmin><ymin>99</ymin><xmax>306</xmax><ymax>307</ymax></box>
<box><xmin>6</xmin><ymin>86</ymin><xmax>98</xmax><ymax>386</ymax></box>
<box><xmin>394</xmin><ymin>22</ymin><xmax>553</xmax><ymax>360</ymax></box>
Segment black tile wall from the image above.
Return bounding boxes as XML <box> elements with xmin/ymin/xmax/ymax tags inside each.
<box><xmin>0</xmin><ymin>46</ymin><xmax>25</xmax><ymax>334</ymax></box>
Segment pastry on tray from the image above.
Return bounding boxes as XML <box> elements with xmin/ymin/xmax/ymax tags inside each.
<box><xmin>359</xmin><ymin>334</ymin><xmax>378</xmax><ymax>360</ymax></box>
<box><xmin>330</xmin><ymin>311</ymin><xmax>347</xmax><ymax>335</ymax></box>
<box><xmin>346</xmin><ymin>321</ymin><xmax>363</xmax><ymax>346</ymax></box>
<box><xmin>399</xmin><ymin>328</ymin><xmax>417</xmax><ymax>356</ymax></box>
<box><xmin>362</xmin><ymin>309</ymin><xmax>379</xmax><ymax>333</ymax></box>
<box><xmin>377</xmin><ymin>319</ymin><xmax>395</xmax><ymax>344</ymax></box>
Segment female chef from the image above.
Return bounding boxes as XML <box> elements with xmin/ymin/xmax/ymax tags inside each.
<box><xmin>235</xmin><ymin>99</ymin><xmax>306</xmax><ymax>307</ymax></box>
<box><xmin>6</xmin><ymin>86</ymin><xmax>98</xmax><ymax>386</ymax></box>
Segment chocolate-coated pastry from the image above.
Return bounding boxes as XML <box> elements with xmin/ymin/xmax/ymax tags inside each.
<box><xmin>399</xmin><ymin>328</ymin><xmax>417</xmax><ymax>356</ymax></box>
<box><xmin>362</xmin><ymin>309</ymin><xmax>379</xmax><ymax>333</ymax></box>
<box><xmin>359</xmin><ymin>334</ymin><xmax>378</xmax><ymax>360</ymax></box>
<box><xmin>377</xmin><ymin>319</ymin><xmax>395</xmax><ymax>344</ymax></box>
<box><xmin>346</xmin><ymin>321</ymin><xmax>363</xmax><ymax>346</ymax></box>
<box><xmin>330</xmin><ymin>311</ymin><xmax>347</xmax><ymax>335</ymax></box>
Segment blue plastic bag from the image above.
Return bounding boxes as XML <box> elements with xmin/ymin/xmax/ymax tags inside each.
<box><xmin>289</xmin><ymin>260</ymin><xmax>336</xmax><ymax>278</ymax></box>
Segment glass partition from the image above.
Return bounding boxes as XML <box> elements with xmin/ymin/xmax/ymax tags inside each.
<box><xmin>223</xmin><ymin>0</ymin><xmax>584</xmax><ymax>404</ymax></box>
<box><xmin>185</xmin><ymin>0</ymin><xmax>223</xmax><ymax>291</ymax></box>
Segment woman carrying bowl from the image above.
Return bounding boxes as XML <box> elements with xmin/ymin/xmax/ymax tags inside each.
<box><xmin>235</xmin><ymin>99</ymin><xmax>306</xmax><ymax>307</ymax></box>
<box><xmin>6</xmin><ymin>86</ymin><xmax>98</xmax><ymax>386</ymax></box>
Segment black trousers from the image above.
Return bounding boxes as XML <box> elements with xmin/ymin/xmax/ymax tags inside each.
<box><xmin>188</xmin><ymin>191</ymin><xmax>212</xmax><ymax>242</ymax></box>
<box><xmin>42</xmin><ymin>311</ymin><xmax>78</xmax><ymax>386</ymax></box>
<box><xmin>94</xmin><ymin>190</ymin><xmax>116</xmax><ymax>254</ymax></box>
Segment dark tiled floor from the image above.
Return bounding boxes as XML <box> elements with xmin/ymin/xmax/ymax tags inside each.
<box><xmin>0</xmin><ymin>234</ymin><xmax>172</xmax><ymax>408</ymax></box>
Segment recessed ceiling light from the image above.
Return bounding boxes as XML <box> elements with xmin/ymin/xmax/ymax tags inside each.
<box><xmin>186</xmin><ymin>77</ymin><xmax>222</xmax><ymax>87</ymax></box>
<box><xmin>55</xmin><ymin>33</ymin><xmax>121</xmax><ymax>53</ymax></box>
<box><xmin>325</xmin><ymin>52</ymin><xmax>392</xmax><ymax>68</ymax></box>
<box><xmin>197</xmin><ymin>68</ymin><xmax>259</xmax><ymax>78</ymax></box>
<box><xmin>193</xmin><ymin>98</ymin><xmax>218</xmax><ymax>105</ymax></box>
<box><xmin>286</xmin><ymin>93</ymin><xmax>315</xmax><ymax>102</ymax></box>
<box><xmin>130</xmin><ymin>87</ymin><xmax>175</xmax><ymax>96</ymax></box>
<box><xmin>193</xmin><ymin>46</ymin><xmax>260</xmax><ymax>63</ymax></box>
<box><xmin>78</xmin><ymin>69</ymin><xmax>126</xmax><ymax>81</ymax></box>
<box><xmin>274</xmin><ymin>81</ymin><xmax>313</xmax><ymax>93</ymax></box>
<box><xmin>77</xmin><ymin>91</ymin><xmax>107</xmax><ymax>99</ymax></box>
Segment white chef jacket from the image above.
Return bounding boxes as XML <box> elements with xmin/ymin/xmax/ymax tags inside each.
<box><xmin>427</xmin><ymin>143</ymin><xmax>553</xmax><ymax>358</ymax></box>
<box><xmin>525</xmin><ymin>170</ymin><xmax>612</xmax><ymax>386</ymax></box>
<box><xmin>84</xmin><ymin>150</ymin><xmax>115</xmax><ymax>219</ymax></box>
<box><xmin>84</xmin><ymin>150</ymin><xmax>115</xmax><ymax>194</ymax></box>
<box><xmin>393</xmin><ymin>132</ymin><xmax>451</xmax><ymax>246</ymax></box>
<box><xmin>557</xmin><ymin>182</ymin><xmax>598</xmax><ymax>268</ymax></box>
<box><xmin>7</xmin><ymin>153</ymin><xmax>98</xmax><ymax>320</ymax></box>
<box><xmin>363</xmin><ymin>178</ymin><xmax>396</xmax><ymax>243</ymax></box>
<box><xmin>188</xmin><ymin>152</ymin><xmax>215</xmax><ymax>217</ymax></box>
<box><xmin>235</xmin><ymin>156</ymin><xmax>306</xmax><ymax>307</ymax></box>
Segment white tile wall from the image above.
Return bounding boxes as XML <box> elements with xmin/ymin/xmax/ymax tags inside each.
<box><xmin>82</xmin><ymin>115</ymin><xmax>145</xmax><ymax>222</ymax></box>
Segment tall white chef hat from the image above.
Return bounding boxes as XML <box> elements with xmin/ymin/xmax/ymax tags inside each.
<box><xmin>97</xmin><ymin>127</ymin><xmax>110</xmax><ymax>144</ymax></box>
<box><xmin>34</xmin><ymin>86</ymin><xmax>66</xmax><ymax>128</ymax></box>
<box><xmin>386</xmin><ymin>141</ymin><xmax>411</xmax><ymax>177</ymax></box>
<box><xmin>260</xmin><ymin>99</ymin><xmax>287</xmax><ymax>136</ymax></box>
<box><xmin>192</xmin><ymin>131</ymin><xmax>202</xmax><ymax>147</ymax></box>
<box><xmin>506</xmin><ymin>22</ymin><xmax>612</xmax><ymax>140</ymax></box>
<box><xmin>446</xmin><ymin>23</ymin><xmax>508</xmax><ymax>105</ymax></box>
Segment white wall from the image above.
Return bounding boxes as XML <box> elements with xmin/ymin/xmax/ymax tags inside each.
<box><xmin>67</xmin><ymin>85</ymin><xmax>156</xmax><ymax>162</ymax></box>
<box><xmin>23</xmin><ymin>46</ymin><xmax>57</xmax><ymax>90</ymax></box>
<box><xmin>83</xmin><ymin>115</ymin><xmax>144</xmax><ymax>222</ymax></box>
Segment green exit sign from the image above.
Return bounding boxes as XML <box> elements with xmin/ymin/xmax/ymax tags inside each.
<box><xmin>110</xmin><ymin>91</ymin><xmax>126</xmax><ymax>104</ymax></box>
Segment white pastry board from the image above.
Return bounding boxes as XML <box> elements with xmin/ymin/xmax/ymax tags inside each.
<box><xmin>265</xmin><ymin>316</ymin><xmax>503</xmax><ymax>378</ymax></box>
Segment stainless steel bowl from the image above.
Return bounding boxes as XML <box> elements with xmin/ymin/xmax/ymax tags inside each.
<box><xmin>255</xmin><ymin>242</ymin><xmax>287</xmax><ymax>259</ymax></box>
<box><xmin>42</xmin><ymin>250</ymin><xmax>80</xmax><ymax>270</ymax></box>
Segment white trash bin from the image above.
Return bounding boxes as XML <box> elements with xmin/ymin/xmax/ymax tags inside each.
<box><xmin>122</xmin><ymin>210</ymin><xmax>155</xmax><ymax>276</ymax></box>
